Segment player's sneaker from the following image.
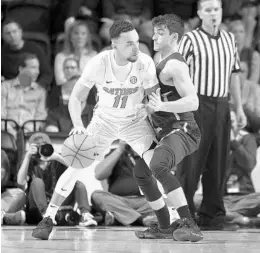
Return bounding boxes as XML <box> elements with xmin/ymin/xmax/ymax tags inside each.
<box><xmin>79</xmin><ymin>212</ymin><xmax>98</xmax><ymax>227</ymax></box>
<box><xmin>2</xmin><ymin>210</ymin><xmax>26</xmax><ymax>225</ymax></box>
<box><xmin>135</xmin><ymin>220</ymin><xmax>182</xmax><ymax>239</ymax></box>
<box><xmin>32</xmin><ymin>216</ymin><xmax>53</xmax><ymax>240</ymax></box>
<box><xmin>173</xmin><ymin>218</ymin><xmax>203</xmax><ymax>242</ymax></box>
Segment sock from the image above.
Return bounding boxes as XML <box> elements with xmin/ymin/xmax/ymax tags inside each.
<box><xmin>166</xmin><ymin>187</ymin><xmax>192</xmax><ymax>219</ymax></box>
<box><xmin>154</xmin><ymin>204</ymin><xmax>170</xmax><ymax>229</ymax></box>
<box><xmin>44</xmin><ymin>203</ymin><xmax>59</xmax><ymax>222</ymax></box>
<box><xmin>177</xmin><ymin>205</ymin><xmax>192</xmax><ymax>219</ymax></box>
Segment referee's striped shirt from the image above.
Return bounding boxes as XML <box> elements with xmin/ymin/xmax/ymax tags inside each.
<box><xmin>178</xmin><ymin>27</ymin><xmax>240</xmax><ymax>97</ymax></box>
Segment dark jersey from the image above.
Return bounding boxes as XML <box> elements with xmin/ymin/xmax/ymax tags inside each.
<box><xmin>151</xmin><ymin>52</ymin><xmax>195</xmax><ymax>131</ymax></box>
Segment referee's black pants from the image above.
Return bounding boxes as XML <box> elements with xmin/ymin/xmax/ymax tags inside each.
<box><xmin>176</xmin><ymin>95</ymin><xmax>231</xmax><ymax>219</ymax></box>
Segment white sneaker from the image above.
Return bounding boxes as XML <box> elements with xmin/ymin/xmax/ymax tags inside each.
<box><xmin>79</xmin><ymin>212</ymin><xmax>97</xmax><ymax>227</ymax></box>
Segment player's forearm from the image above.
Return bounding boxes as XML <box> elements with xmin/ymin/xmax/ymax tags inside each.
<box><xmin>230</xmin><ymin>73</ymin><xmax>243</xmax><ymax>111</ymax></box>
<box><xmin>160</xmin><ymin>95</ymin><xmax>199</xmax><ymax>113</ymax></box>
<box><xmin>68</xmin><ymin>96</ymin><xmax>84</xmax><ymax>128</ymax></box>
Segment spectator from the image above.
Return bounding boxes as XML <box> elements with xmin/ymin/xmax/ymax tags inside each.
<box><xmin>229</xmin><ymin>19</ymin><xmax>260</xmax><ymax>83</ymax></box>
<box><xmin>1</xmin><ymin>149</ymin><xmax>26</xmax><ymax>225</ymax></box>
<box><xmin>1</xmin><ymin>53</ymin><xmax>47</xmax><ymax>137</ymax></box>
<box><xmin>92</xmin><ymin>140</ymin><xmax>157</xmax><ymax>226</ymax></box>
<box><xmin>45</xmin><ymin>57</ymin><xmax>95</xmax><ymax>133</ymax></box>
<box><xmin>239</xmin><ymin>62</ymin><xmax>260</xmax><ymax>133</ymax></box>
<box><xmin>63</xmin><ymin>0</ymin><xmax>102</xmax><ymax>35</ymax></box>
<box><xmin>99</xmin><ymin>0</ymin><xmax>154</xmax><ymax>43</ymax></box>
<box><xmin>1</xmin><ymin>20</ymin><xmax>53</xmax><ymax>89</ymax></box>
<box><xmin>54</xmin><ymin>20</ymin><xmax>97</xmax><ymax>86</ymax></box>
<box><xmin>194</xmin><ymin>110</ymin><xmax>260</xmax><ymax>228</ymax></box>
<box><xmin>16</xmin><ymin>132</ymin><xmax>96</xmax><ymax>226</ymax></box>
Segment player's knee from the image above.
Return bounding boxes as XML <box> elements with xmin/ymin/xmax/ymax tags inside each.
<box><xmin>75</xmin><ymin>181</ymin><xmax>86</xmax><ymax>191</ymax></box>
<box><xmin>149</xmin><ymin>145</ymin><xmax>174</xmax><ymax>180</ymax></box>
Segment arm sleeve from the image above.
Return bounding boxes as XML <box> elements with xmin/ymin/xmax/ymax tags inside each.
<box><xmin>80</xmin><ymin>53</ymin><xmax>106</xmax><ymax>89</ymax></box>
<box><xmin>178</xmin><ymin>34</ymin><xmax>193</xmax><ymax>66</ymax></box>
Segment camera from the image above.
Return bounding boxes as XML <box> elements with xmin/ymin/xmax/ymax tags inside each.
<box><xmin>34</xmin><ymin>144</ymin><xmax>54</xmax><ymax>158</ymax></box>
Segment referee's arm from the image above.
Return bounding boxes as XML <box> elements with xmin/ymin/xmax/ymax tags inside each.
<box><xmin>230</xmin><ymin>35</ymin><xmax>247</xmax><ymax>128</ymax></box>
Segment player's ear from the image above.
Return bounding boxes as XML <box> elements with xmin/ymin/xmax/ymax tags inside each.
<box><xmin>172</xmin><ymin>33</ymin><xmax>179</xmax><ymax>44</ymax></box>
<box><xmin>111</xmin><ymin>39</ymin><xmax>117</xmax><ymax>49</ymax></box>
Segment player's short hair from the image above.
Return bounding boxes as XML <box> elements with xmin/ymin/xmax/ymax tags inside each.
<box><xmin>152</xmin><ymin>14</ymin><xmax>184</xmax><ymax>42</ymax></box>
<box><xmin>197</xmin><ymin>0</ymin><xmax>222</xmax><ymax>10</ymax></box>
<box><xmin>109</xmin><ymin>20</ymin><xmax>135</xmax><ymax>40</ymax></box>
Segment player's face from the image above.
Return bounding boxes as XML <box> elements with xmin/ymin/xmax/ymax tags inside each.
<box><xmin>198</xmin><ymin>0</ymin><xmax>222</xmax><ymax>29</ymax></box>
<box><xmin>114</xmin><ymin>30</ymin><xmax>140</xmax><ymax>62</ymax></box>
<box><xmin>152</xmin><ymin>26</ymin><xmax>174</xmax><ymax>52</ymax></box>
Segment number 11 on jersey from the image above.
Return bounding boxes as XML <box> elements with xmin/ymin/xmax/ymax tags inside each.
<box><xmin>113</xmin><ymin>95</ymin><xmax>128</xmax><ymax>108</ymax></box>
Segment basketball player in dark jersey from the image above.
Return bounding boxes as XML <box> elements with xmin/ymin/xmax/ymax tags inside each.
<box><xmin>134</xmin><ymin>14</ymin><xmax>203</xmax><ymax>242</ymax></box>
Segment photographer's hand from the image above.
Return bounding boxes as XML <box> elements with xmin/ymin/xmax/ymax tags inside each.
<box><xmin>26</xmin><ymin>144</ymin><xmax>38</xmax><ymax>158</ymax></box>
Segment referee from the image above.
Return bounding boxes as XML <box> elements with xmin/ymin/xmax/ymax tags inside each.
<box><xmin>176</xmin><ymin>0</ymin><xmax>247</xmax><ymax>230</ymax></box>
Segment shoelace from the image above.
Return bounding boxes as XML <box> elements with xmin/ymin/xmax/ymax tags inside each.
<box><xmin>145</xmin><ymin>223</ymin><xmax>161</xmax><ymax>233</ymax></box>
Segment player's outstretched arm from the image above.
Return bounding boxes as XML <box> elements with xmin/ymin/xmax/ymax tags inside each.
<box><xmin>149</xmin><ymin>60</ymin><xmax>198</xmax><ymax>113</ymax></box>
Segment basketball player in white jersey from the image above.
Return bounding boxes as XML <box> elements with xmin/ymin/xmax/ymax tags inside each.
<box><xmin>32</xmin><ymin>20</ymin><xmax>160</xmax><ymax>240</ymax></box>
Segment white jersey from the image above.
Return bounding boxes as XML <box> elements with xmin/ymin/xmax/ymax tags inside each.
<box><xmin>80</xmin><ymin>50</ymin><xmax>158</xmax><ymax>120</ymax></box>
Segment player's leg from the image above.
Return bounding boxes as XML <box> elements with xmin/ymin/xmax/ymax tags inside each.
<box><xmin>122</xmin><ymin>119</ymin><xmax>180</xmax><ymax>238</ymax></box>
<box><xmin>32</xmin><ymin>165</ymin><xmax>88</xmax><ymax>240</ymax></box>
<box><xmin>147</xmin><ymin>126</ymin><xmax>203</xmax><ymax>241</ymax></box>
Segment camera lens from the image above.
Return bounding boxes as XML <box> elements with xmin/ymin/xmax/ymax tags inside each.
<box><xmin>39</xmin><ymin>144</ymin><xmax>54</xmax><ymax>157</ymax></box>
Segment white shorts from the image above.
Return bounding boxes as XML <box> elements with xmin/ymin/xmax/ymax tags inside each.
<box><xmin>86</xmin><ymin>113</ymin><xmax>156</xmax><ymax>157</ymax></box>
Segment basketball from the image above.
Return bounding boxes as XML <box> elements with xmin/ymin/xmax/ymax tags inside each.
<box><xmin>61</xmin><ymin>134</ymin><xmax>100</xmax><ymax>169</ymax></box>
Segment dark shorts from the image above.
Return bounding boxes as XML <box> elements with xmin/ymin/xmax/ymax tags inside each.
<box><xmin>156</xmin><ymin>121</ymin><xmax>201</xmax><ymax>167</ymax></box>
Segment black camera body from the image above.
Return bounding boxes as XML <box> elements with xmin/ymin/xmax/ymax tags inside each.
<box><xmin>34</xmin><ymin>143</ymin><xmax>54</xmax><ymax>158</ymax></box>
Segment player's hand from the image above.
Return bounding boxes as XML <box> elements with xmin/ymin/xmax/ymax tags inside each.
<box><xmin>148</xmin><ymin>88</ymin><xmax>163</xmax><ymax>112</ymax></box>
<box><xmin>69</xmin><ymin>126</ymin><xmax>87</xmax><ymax>135</ymax></box>
<box><xmin>236</xmin><ymin>107</ymin><xmax>247</xmax><ymax>129</ymax></box>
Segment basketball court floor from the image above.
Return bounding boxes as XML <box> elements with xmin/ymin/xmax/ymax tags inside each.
<box><xmin>1</xmin><ymin>226</ymin><xmax>260</xmax><ymax>253</ymax></box>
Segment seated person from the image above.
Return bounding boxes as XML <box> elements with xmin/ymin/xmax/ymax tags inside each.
<box><xmin>92</xmin><ymin>140</ymin><xmax>157</xmax><ymax>226</ymax></box>
<box><xmin>45</xmin><ymin>57</ymin><xmax>96</xmax><ymax>133</ymax></box>
<box><xmin>16</xmin><ymin>132</ymin><xmax>97</xmax><ymax>226</ymax></box>
<box><xmin>1</xmin><ymin>53</ymin><xmax>47</xmax><ymax>138</ymax></box>
<box><xmin>194</xmin><ymin>111</ymin><xmax>260</xmax><ymax>227</ymax></box>
<box><xmin>54</xmin><ymin>20</ymin><xmax>97</xmax><ymax>86</ymax></box>
<box><xmin>239</xmin><ymin>62</ymin><xmax>260</xmax><ymax>133</ymax></box>
<box><xmin>1</xmin><ymin>20</ymin><xmax>53</xmax><ymax>89</ymax></box>
<box><xmin>1</xmin><ymin>149</ymin><xmax>26</xmax><ymax>225</ymax></box>
<box><xmin>229</xmin><ymin>19</ymin><xmax>260</xmax><ymax>84</ymax></box>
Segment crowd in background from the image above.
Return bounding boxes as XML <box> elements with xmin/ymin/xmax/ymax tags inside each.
<box><xmin>1</xmin><ymin>0</ymin><xmax>260</xmax><ymax>228</ymax></box>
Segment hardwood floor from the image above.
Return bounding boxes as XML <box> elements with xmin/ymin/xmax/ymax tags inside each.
<box><xmin>1</xmin><ymin>226</ymin><xmax>260</xmax><ymax>253</ymax></box>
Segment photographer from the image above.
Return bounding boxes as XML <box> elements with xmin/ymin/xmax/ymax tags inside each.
<box><xmin>17</xmin><ymin>132</ymin><xmax>94</xmax><ymax>226</ymax></box>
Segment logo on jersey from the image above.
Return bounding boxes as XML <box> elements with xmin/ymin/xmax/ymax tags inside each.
<box><xmin>103</xmin><ymin>87</ymin><xmax>139</xmax><ymax>95</ymax></box>
<box><xmin>130</xmin><ymin>76</ymin><xmax>137</xmax><ymax>84</ymax></box>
